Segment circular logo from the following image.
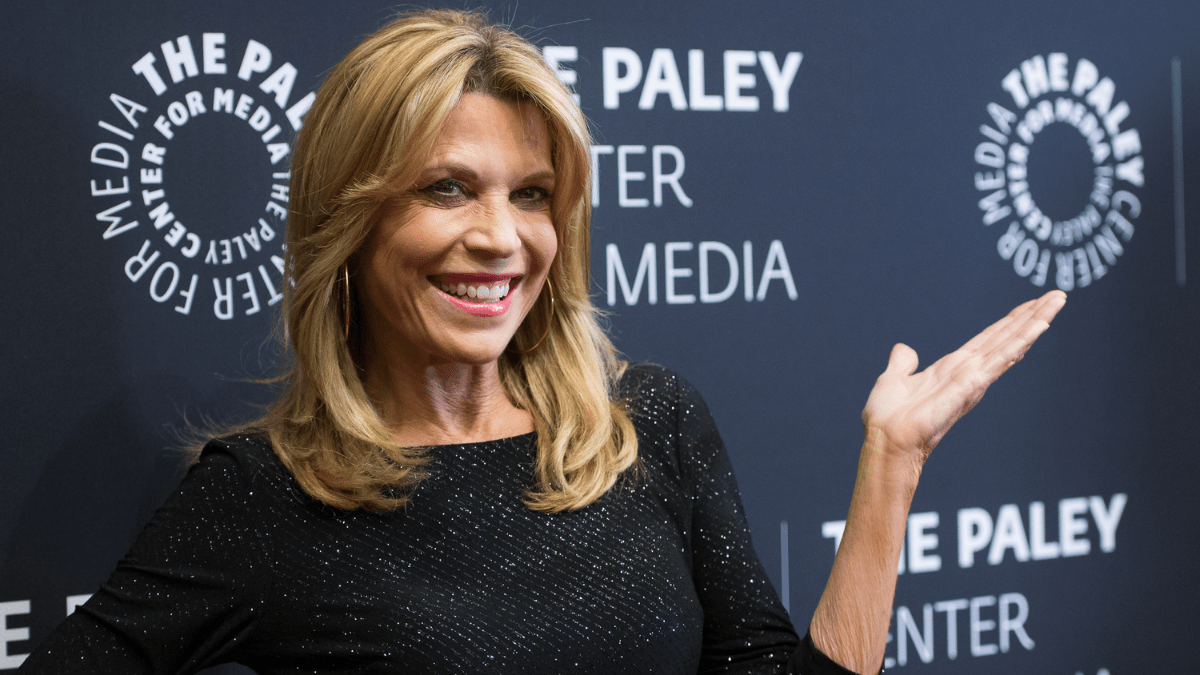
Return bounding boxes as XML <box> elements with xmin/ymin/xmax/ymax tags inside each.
<box><xmin>87</xmin><ymin>33</ymin><xmax>314</xmax><ymax>320</ymax></box>
<box><xmin>973</xmin><ymin>53</ymin><xmax>1142</xmax><ymax>291</ymax></box>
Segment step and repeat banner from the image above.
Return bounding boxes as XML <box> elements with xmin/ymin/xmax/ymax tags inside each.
<box><xmin>2</xmin><ymin>1</ymin><xmax>1197</xmax><ymax>673</ymax></box>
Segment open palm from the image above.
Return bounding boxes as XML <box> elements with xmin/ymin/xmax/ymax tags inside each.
<box><xmin>861</xmin><ymin>291</ymin><xmax>1067</xmax><ymax>465</ymax></box>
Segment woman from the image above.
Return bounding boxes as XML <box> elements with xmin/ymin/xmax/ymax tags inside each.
<box><xmin>20</xmin><ymin>9</ymin><xmax>1065</xmax><ymax>674</ymax></box>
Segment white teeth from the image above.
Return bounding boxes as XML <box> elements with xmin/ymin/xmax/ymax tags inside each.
<box><xmin>439</xmin><ymin>280</ymin><xmax>511</xmax><ymax>303</ymax></box>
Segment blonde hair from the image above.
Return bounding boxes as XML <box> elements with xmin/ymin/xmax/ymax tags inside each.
<box><xmin>258</xmin><ymin>9</ymin><xmax>637</xmax><ymax>512</ymax></box>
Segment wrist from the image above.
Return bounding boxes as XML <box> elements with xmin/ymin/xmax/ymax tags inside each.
<box><xmin>858</xmin><ymin>425</ymin><xmax>923</xmax><ymax>496</ymax></box>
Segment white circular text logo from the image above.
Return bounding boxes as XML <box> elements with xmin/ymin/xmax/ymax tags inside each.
<box><xmin>87</xmin><ymin>33</ymin><xmax>313</xmax><ymax>320</ymax></box>
<box><xmin>973</xmin><ymin>53</ymin><xmax>1142</xmax><ymax>290</ymax></box>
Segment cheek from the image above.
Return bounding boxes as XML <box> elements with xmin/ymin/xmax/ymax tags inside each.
<box><xmin>359</xmin><ymin>234</ymin><xmax>427</xmax><ymax>314</ymax></box>
<box><xmin>532</xmin><ymin>220</ymin><xmax>559</xmax><ymax>269</ymax></box>
<box><xmin>368</xmin><ymin>217</ymin><xmax>445</xmax><ymax>280</ymax></box>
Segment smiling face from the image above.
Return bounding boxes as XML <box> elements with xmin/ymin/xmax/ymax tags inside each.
<box><xmin>356</xmin><ymin>93</ymin><xmax>557</xmax><ymax>371</ymax></box>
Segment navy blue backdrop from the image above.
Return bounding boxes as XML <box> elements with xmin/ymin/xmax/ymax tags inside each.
<box><xmin>2</xmin><ymin>1</ymin><xmax>1197</xmax><ymax>673</ymax></box>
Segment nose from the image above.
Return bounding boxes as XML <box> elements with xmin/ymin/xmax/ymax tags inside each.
<box><xmin>463</xmin><ymin>196</ymin><xmax>522</xmax><ymax>260</ymax></box>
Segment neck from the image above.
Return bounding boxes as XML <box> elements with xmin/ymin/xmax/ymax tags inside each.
<box><xmin>362</xmin><ymin>352</ymin><xmax>534</xmax><ymax>447</ymax></box>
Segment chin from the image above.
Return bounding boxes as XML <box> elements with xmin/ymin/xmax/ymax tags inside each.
<box><xmin>428</xmin><ymin>337</ymin><xmax>515</xmax><ymax>367</ymax></box>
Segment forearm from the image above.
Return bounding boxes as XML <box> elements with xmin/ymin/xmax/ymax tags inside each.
<box><xmin>808</xmin><ymin>427</ymin><xmax>921</xmax><ymax>674</ymax></box>
<box><xmin>805</xmin><ymin>293</ymin><xmax>1065</xmax><ymax>674</ymax></box>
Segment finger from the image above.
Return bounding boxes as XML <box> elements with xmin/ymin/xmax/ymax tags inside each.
<box><xmin>957</xmin><ymin>296</ymin><xmax>1041</xmax><ymax>354</ymax></box>
<box><xmin>1031</xmin><ymin>290</ymin><xmax>1068</xmax><ymax>324</ymax></box>
<box><xmin>991</xmin><ymin>312</ymin><xmax>1053</xmax><ymax>365</ymax></box>
<box><xmin>978</xmin><ymin>291</ymin><xmax>1066</xmax><ymax>363</ymax></box>
<box><xmin>886</xmin><ymin>343</ymin><xmax>920</xmax><ymax>376</ymax></box>
<box><xmin>965</xmin><ymin>291</ymin><xmax>1064</xmax><ymax>359</ymax></box>
<box><xmin>964</xmin><ymin>298</ymin><xmax>1063</xmax><ymax>389</ymax></box>
<box><xmin>926</xmin><ymin>299</ymin><xmax>1038</xmax><ymax>379</ymax></box>
<box><xmin>929</xmin><ymin>292</ymin><xmax>1063</xmax><ymax>390</ymax></box>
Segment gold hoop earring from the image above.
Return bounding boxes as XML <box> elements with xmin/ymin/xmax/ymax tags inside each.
<box><xmin>510</xmin><ymin>278</ymin><xmax>554</xmax><ymax>355</ymax></box>
<box><xmin>341</xmin><ymin>265</ymin><xmax>351</xmax><ymax>341</ymax></box>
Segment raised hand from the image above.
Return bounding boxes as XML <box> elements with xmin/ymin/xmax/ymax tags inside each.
<box><xmin>861</xmin><ymin>290</ymin><xmax>1068</xmax><ymax>468</ymax></box>
<box><xmin>811</xmin><ymin>291</ymin><xmax>1067</xmax><ymax>675</ymax></box>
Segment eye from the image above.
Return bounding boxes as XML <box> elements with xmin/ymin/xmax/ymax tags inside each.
<box><xmin>419</xmin><ymin>178</ymin><xmax>468</xmax><ymax>205</ymax></box>
<box><xmin>511</xmin><ymin>185</ymin><xmax>551</xmax><ymax>210</ymax></box>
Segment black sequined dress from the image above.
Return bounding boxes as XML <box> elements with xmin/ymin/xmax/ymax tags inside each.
<box><xmin>21</xmin><ymin>365</ymin><xmax>853</xmax><ymax>674</ymax></box>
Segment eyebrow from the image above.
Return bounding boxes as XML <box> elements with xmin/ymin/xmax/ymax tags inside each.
<box><xmin>418</xmin><ymin>165</ymin><xmax>556</xmax><ymax>184</ymax></box>
<box><xmin>523</xmin><ymin>170</ymin><xmax>556</xmax><ymax>184</ymax></box>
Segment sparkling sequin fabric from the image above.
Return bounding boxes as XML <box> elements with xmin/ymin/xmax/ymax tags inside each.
<box><xmin>22</xmin><ymin>366</ymin><xmax>853</xmax><ymax>674</ymax></box>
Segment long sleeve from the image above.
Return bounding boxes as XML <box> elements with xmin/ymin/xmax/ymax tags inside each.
<box><xmin>19</xmin><ymin>376</ymin><xmax>857</xmax><ymax>675</ymax></box>
<box><xmin>669</xmin><ymin>373</ymin><xmax>856</xmax><ymax>675</ymax></box>
<box><xmin>19</xmin><ymin>441</ymin><xmax>272</xmax><ymax>674</ymax></box>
